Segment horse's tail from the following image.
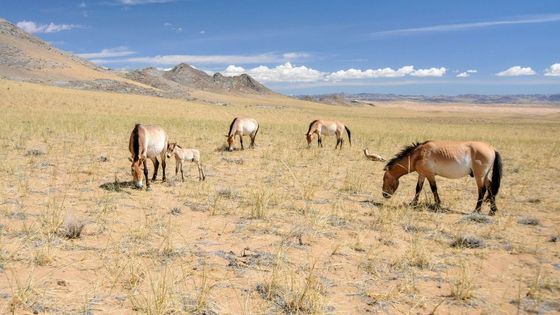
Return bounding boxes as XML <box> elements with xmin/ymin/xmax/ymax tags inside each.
<box><xmin>254</xmin><ymin>121</ymin><xmax>260</xmax><ymax>137</ymax></box>
<box><xmin>131</xmin><ymin>123</ymin><xmax>140</xmax><ymax>161</ymax></box>
<box><xmin>489</xmin><ymin>150</ymin><xmax>502</xmax><ymax>197</ymax></box>
<box><xmin>228</xmin><ymin>117</ymin><xmax>238</xmax><ymax>137</ymax></box>
<box><xmin>307</xmin><ymin>119</ymin><xmax>319</xmax><ymax>135</ymax></box>
<box><xmin>344</xmin><ymin>125</ymin><xmax>352</xmax><ymax>146</ymax></box>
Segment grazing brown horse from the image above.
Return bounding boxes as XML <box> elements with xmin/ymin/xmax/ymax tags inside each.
<box><xmin>226</xmin><ymin>117</ymin><xmax>259</xmax><ymax>151</ymax></box>
<box><xmin>306</xmin><ymin>119</ymin><xmax>351</xmax><ymax>149</ymax></box>
<box><xmin>382</xmin><ymin>141</ymin><xmax>502</xmax><ymax>215</ymax></box>
<box><xmin>128</xmin><ymin>124</ymin><xmax>168</xmax><ymax>190</ymax></box>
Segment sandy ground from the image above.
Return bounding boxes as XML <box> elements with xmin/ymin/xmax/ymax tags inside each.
<box><xmin>0</xmin><ymin>79</ymin><xmax>559</xmax><ymax>314</ymax></box>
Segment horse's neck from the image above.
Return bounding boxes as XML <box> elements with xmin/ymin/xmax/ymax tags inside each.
<box><xmin>392</xmin><ymin>156</ymin><xmax>416</xmax><ymax>178</ymax></box>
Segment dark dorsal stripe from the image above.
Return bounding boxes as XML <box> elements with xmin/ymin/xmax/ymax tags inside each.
<box><xmin>307</xmin><ymin>119</ymin><xmax>319</xmax><ymax>134</ymax></box>
<box><xmin>385</xmin><ymin>141</ymin><xmax>430</xmax><ymax>169</ymax></box>
<box><xmin>228</xmin><ymin>117</ymin><xmax>239</xmax><ymax>137</ymax></box>
<box><xmin>132</xmin><ymin>124</ymin><xmax>141</xmax><ymax>161</ymax></box>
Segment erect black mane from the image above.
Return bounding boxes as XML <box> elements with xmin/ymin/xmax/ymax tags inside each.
<box><xmin>307</xmin><ymin>119</ymin><xmax>319</xmax><ymax>133</ymax></box>
<box><xmin>385</xmin><ymin>141</ymin><xmax>430</xmax><ymax>169</ymax></box>
<box><xmin>132</xmin><ymin>123</ymin><xmax>140</xmax><ymax>161</ymax></box>
<box><xmin>228</xmin><ymin>117</ymin><xmax>239</xmax><ymax>136</ymax></box>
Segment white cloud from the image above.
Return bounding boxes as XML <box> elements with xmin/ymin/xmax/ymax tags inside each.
<box><xmin>88</xmin><ymin>52</ymin><xmax>311</xmax><ymax>66</ymax></box>
<box><xmin>163</xmin><ymin>22</ymin><xmax>182</xmax><ymax>33</ymax></box>
<box><xmin>410</xmin><ymin>67</ymin><xmax>447</xmax><ymax>77</ymax></box>
<box><xmin>370</xmin><ymin>14</ymin><xmax>560</xmax><ymax>37</ymax></box>
<box><xmin>76</xmin><ymin>46</ymin><xmax>136</xmax><ymax>59</ymax></box>
<box><xmin>282</xmin><ymin>52</ymin><xmax>311</xmax><ymax>60</ymax></box>
<box><xmin>457</xmin><ymin>69</ymin><xmax>477</xmax><ymax>78</ymax></box>
<box><xmin>327</xmin><ymin>66</ymin><xmax>415</xmax><ymax>81</ymax></box>
<box><xmin>221</xmin><ymin>62</ymin><xmax>324</xmax><ymax>82</ymax></box>
<box><xmin>496</xmin><ymin>66</ymin><xmax>536</xmax><ymax>77</ymax></box>
<box><xmin>219</xmin><ymin>64</ymin><xmax>447</xmax><ymax>83</ymax></box>
<box><xmin>544</xmin><ymin>63</ymin><xmax>560</xmax><ymax>76</ymax></box>
<box><xmin>16</xmin><ymin>20</ymin><xmax>81</xmax><ymax>34</ymax></box>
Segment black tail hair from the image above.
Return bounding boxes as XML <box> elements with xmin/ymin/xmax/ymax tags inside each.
<box><xmin>132</xmin><ymin>124</ymin><xmax>140</xmax><ymax>161</ymax></box>
<box><xmin>344</xmin><ymin>126</ymin><xmax>352</xmax><ymax>146</ymax></box>
<box><xmin>228</xmin><ymin>117</ymin><xmax>239</xmax><ymax>137</ymax></box>
<box><xmin>254</xmin><ymin>122</ymin><xmax>260</xmax><ymax>137</ymax></box>
<box><xmin>490</xmin><ymin>151</ymin><xmax>502</xmax><ymax>197</ymax></box>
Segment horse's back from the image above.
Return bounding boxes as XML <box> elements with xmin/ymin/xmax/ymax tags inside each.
<box><xmin>418</xmin><ymin>141</ymin><xmax>494</xmax><ymax>178</ymax></box>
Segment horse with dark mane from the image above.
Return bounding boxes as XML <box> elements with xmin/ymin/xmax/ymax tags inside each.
<box><xmin>382</xmin><ymin>140</ymin><xmax>502</xmax><ymax>215</ymax></box>
<box><xmin>305</xmin><ymin>119</ymin><xmax>351</xmax><ymax>149</ymax></box>
<box><xmin>128</xmin><ymin>124</ymin><xmax>168</xmax><ymax>190</ymax></box>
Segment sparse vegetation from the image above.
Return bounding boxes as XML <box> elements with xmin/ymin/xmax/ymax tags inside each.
<box><xmin>0</xmin><ymin>79</ymin><xmax>558</xmax><ymax>314</ymax></box>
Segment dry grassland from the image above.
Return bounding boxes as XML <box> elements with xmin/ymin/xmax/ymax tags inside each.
<box><xmin>0</xmin><ymin>79</ymin><xmax>559</xmax><ymax>314</ymax></box>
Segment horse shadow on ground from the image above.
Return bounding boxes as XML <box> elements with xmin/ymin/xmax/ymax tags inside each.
<box><xmin>99</xmin><ymin>180</ymin><xmax>135</xmax><ymax>193</ymax></box>
<box><xmin>360</xmin><ymin>199</ymin><xmax>468</xmax><ymax>215</ymax></box>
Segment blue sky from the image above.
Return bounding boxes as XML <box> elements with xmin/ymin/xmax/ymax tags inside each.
<box><xmin>1</xmin><ymin>0</ymin><xmax>560</xmax><ymax>95</ymax></box>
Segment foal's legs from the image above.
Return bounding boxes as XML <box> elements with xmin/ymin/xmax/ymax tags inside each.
<box><xmin>411</xmin><ymin>175</ymin><xmax>426</xmax><ymax>206</ymax></box>
<box><xmin>427</xmin><ymin>176</ymin><xmax>441</xmax><ymax>207</ymax></box>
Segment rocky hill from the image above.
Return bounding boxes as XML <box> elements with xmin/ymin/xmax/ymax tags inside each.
<box><xmin>0</xmin><ymin>18</ymin><xmax>274</xmax><ymax>98</ymax></box>
<box><xmin>126</xmin><ymin>63</ymin><xmax>272</xmax><ymax>95</ymax></box>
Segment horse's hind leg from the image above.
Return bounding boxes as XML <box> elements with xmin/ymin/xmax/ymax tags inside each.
<box><xmin>485</xmin><ymin>179</ymin><xmax>498</xmax><ymax>215</ymax></box>
<box><xmin>152</xmin><ymin>158</ymin><xmax>159</xmax><ymax>181</ymax></box>
<box><xmin>250</xmin><ymin>133</ymin><xmax>256</xmax><ymax>148</ymax></box>
<box><xmin>411</xmin><ymin>175</ymin><xmax>425</xmax><ymax>206</ymax></box>
<box><xmin>161</xmin><ymin>154</ymin><xmax>166</xmax><ymax>182</ymax></box>
<box><xmin>427</xmin><ymin>176</ymin><xmax>441</xmax><ymax>207</ymax></box>
<box><xmin>474</xmin><ymin>185</ymin><xmax>487</xmax><ymax>213</ymax></box>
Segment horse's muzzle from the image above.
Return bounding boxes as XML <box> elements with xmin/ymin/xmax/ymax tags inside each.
<box><xmin>382</xmin><ymin>191</ymin><xmax>392</xmax><ymax>199</ymax></box>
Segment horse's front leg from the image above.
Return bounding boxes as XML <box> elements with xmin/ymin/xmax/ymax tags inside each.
<box><xmin>152</xmin><ymin>158</ymin><xmax>159</xmax><ymax>181</ymax></box>
<box><xmin>318</xmin><ymin>135</ymin><xmax>323</xmax><ymax>147</ymax></box>
<box><xmin>411</xmin><ymin>175</ymin><xmax>425</xmax><ymax>206</ymax></box>
<box><xmin>427</xmin><ymin>176</ymin><xmax>441</xmax><ymax>207</ymax></box>
<box><xmin>239</xmin><ymin>135</ymin><xmax>244</xmax><ymax>150</ymax></box>
<box><xmin>143</xmin><ymin>159</ymin><xmax>150</xmax><ymax>190</ymax></box>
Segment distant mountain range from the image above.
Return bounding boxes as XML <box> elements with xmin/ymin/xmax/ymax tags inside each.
<box><xmin>298</xmin><ymin>93</ymin><xmax>560</xmax><ymax>105</ymax></box>
<box><xmin>0</xmin><ymin>17</ymin><xmax>273</xmax><ymax>98</ymax></box>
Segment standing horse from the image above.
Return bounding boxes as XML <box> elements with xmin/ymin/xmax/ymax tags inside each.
<box><xmin>128</xmin><ymin>124</ymin><xmax>168</xmax><ymax>190</ymax></box>
<box><xmin>306</xmin><ymin>119</ymin><xmax>351</xmax><ymax>149</ymax></box>
<box><xmin>382</xmin><ymin>141</ymin><xmax>502</xmax><ymax>215</ymax></box>
<box><xmin>226</xmin><ymin>117</ymin><xmax>259</xmax><ymax>151</ymax></box>
<box><xmin>166</xmin><ymin>143</ymin><xmax>206</xmax><ymax>181</ymax></box>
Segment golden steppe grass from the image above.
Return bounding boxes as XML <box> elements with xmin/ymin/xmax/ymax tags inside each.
<box><xmin>0</xmin><ymin>79</ymin><xmax>559</xmax><ymax>314</ymax></box>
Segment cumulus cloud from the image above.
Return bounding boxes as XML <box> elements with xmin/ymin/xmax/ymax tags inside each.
<box><xmin>221</xmin><ymin>63</ymin><xmax>324</xmax><ymax>82</ymax></box>
<box><xmin>327</xmin><ymin>66</ymin><xmax>415</xmax><ymax>81</ymax></box>
<box><xmin>409</xmin><ymin>67</ymin><xmax>447</xmax><ymax>77</ymax></box>
<box><xmin>496</xmin><ymin>66</ymin><xmax>536</xmax><ymax>77</ymax></box>
<box><xmin>544</xmin><ymin>63</ymin><xmax>560</xmax><ymax>76</ymax></box>
<box><xmin>76</xmin><ymin>46</ymin><xmax>136</xmax><ymax>59</ymax></box>
<box><xmin>16</xmin><ymin>20</ymin><xmax>81</xmax><ymax>33</ymax></box>
<box><xmin>456</xmin><ymin>69</ymin><xmax>477</xmax><ymax>78</ymax></box>
<box><xmin>218</xmin><ymin>64</ymin><xmax>448</xmax><ymax>82</ymax></box>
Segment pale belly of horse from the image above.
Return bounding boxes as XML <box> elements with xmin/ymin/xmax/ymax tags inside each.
<box><xmin>146</xmin><ymin>143</ymin><xmax>164</xmax><ymax>158</ymax></box>
<box><xmin>434</xmin><ymin>160</ymin><xmax>471</xmax><ymax>179</ymax></box>
<box><xmin>320</xmin><ymin>125</ymin><xmax>337</xmax><ymax>135</ymax></box>
<box><xmin>242</xmin><ymin>123</ymin><xmax>256</xmax><ymax>134</ymax></box>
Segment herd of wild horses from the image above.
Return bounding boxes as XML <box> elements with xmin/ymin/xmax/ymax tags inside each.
<box><xmin>129</xmin><ymin>117</ymin><xmax>502</xmax><ymax>215</ymax></box>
